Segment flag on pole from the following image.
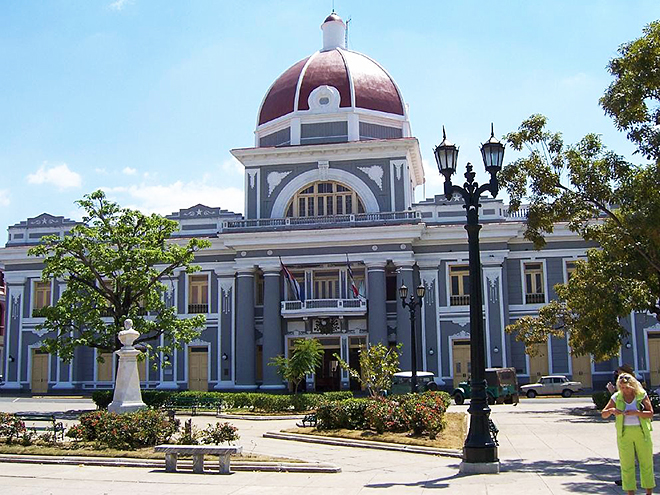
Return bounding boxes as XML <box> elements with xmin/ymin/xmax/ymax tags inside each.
<box><xmin>346</xmin><ymin>254</ymin><xmax>361</xmax><ymax>299</ymax></box>
<box><xmin>280</xmin><ymin>257</ymin><xmax>303</xmax><ymax>302</ymax></box>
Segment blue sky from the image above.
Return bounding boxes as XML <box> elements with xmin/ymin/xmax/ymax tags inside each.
<box><xmin>0</xmin><ymin>1</ymin><xmax>658</xmax><ymax>239</ymax></box>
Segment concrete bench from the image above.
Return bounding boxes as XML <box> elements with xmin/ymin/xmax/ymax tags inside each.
<box><xmin>154</xmin><ymin>444</ymin><xmax>242</xmax><ymax>474</ymax></box>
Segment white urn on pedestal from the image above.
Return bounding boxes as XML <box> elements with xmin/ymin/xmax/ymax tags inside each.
<box><xmin>108</xmin><ymin>319</ymin><xmax>146</xmax><ymax>414</ymax></box>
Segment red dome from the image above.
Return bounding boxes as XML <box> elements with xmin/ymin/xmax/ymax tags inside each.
<box><xmin>258</xmin><ymin>48</ymin><xmax>405</xmax><ymax>126</ymax></box>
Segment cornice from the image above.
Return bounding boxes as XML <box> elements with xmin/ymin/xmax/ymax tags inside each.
<box><xmin>231</xmin><ymin>138</ymin><xmax>424</xmax><ymax>187</ymax></box>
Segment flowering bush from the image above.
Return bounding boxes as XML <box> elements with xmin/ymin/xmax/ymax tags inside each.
<box><xmin>67</xmin><ymin>410</ymin><xmax>179</xmax><ymax>450</ymax></box>
<box><xmin>401</xmin><ymin>393</ymin><xmax>447</xmax><ymax>439</ymax></box>
<box><xmin>200</xmin><ymin>422</ymin><xmax>239</xmax><ymax>445</ymax></box>
<box><xmin>0</xmin><ymin>413</ymin><xmax>26</xmax><ymax>444</ymax></box>
<box><xmin>364</xmin><ymin>397</ymin><xmax>410</xmax><ymax>434</ymax></box>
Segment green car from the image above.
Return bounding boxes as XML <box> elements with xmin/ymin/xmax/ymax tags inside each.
<box><xmin>390</xmin><ymin>371</ymin><xmax>439</xmax><ymax>395</ymax></box>
<box><xmin>452</xmin><ymin>367</ymin><xmax>519</xmax><ymax>405</ymax></box>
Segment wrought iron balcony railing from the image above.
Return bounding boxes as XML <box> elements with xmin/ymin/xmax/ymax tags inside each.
<box><xmin>525</xmin><ymin>293</ymin><xmax>546</xmax><ymax>304</ymax></box>
<box><xmin>280</xmin><ymin>298</ymin><xmax>367</xmax><ymax>318</ymax></box>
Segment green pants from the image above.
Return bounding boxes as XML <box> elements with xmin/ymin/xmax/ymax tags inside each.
<box><xmin>617</xmin><ymin>425</ymin><xmax>655</xmax><ymax>491</ymax></box>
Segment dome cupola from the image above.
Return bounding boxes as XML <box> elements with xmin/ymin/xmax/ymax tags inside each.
<box><xmin>255</xmin><ymin>13</ymin><xmax>411</xmax><ymax>147</ymax></box>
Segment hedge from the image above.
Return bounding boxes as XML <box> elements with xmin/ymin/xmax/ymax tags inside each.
<box><xmin>92</xmin><ymin>390</ymin><xmax>353</xmax><ymax>413</ymax></box>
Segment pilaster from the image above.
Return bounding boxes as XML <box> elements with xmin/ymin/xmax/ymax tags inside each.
<box><xmin>366</xmin><ymin>261</ymin><xmax>387</xmax><ymax>346</ymax></box>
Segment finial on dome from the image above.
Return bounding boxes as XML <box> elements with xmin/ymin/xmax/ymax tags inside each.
<box><xmin>321</xmin><ymin>12</ymin><xmax>345</xmax><ymax>51</ymax></box>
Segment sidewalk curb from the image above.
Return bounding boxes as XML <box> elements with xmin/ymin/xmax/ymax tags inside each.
<box><xmin>0</xmin><ymin>453</ymin><xmax>341</xmax><ymax>473</ymax></box>
<box><xmin>263</xmin><ymin>431</ymin><xmax>463</xmax><ymax>458</ymax></box>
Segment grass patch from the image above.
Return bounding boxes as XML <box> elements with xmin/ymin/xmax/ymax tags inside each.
<box><xmin>0</xmin><ymin>443</ymin><xmax>301</xmax><ymax>463</ymax></box>
<box><xmin>283</xmin><ymin>411</ymin><xmax>466</xmax><ymax>450</ymax></box>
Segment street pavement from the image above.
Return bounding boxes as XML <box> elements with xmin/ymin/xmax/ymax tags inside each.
<box><xmin>0</xmin><ymin>395</ymin><xmax>655</xmax><ymax>494</ymax></box>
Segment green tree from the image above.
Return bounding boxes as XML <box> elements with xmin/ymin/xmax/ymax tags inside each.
<box><xmin>334</xmin><ymin>343</ymin><xmax>401</xmax><ymax>397</ymax></box>
<box><xmin>28</xmin><ymin>190</ymin><xmax>211</xmax><ymax>362</ymax></box>
<box><xmin>500</xmin><ymin>21</ymin><xmax>660</xmax><ymax>361</ymax></box>
<box><xmin>269</xmin><ymin>338</ymin><xmax>323</xmax><ymax>394</ymax></box>
<box><xmin>601</xmin><ymin>20</ymin><xmax>660</xmax><ymax>161</ymax></box>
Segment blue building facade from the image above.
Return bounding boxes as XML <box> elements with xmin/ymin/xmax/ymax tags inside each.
<box><xmin>1</xmin><ymin>14</ymin><xmax>657</xmax><ymax>394</ymax></box>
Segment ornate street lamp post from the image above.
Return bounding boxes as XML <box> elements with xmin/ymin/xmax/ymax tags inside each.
<box><xmin>398</xmin><ymin>283</ymin><xmax>426</xmax><ymax>393</ymax></box>
<box><xmin>434</xmin><ymin>125</ymin><xmax>505</xmax><ymax>473</ymax></box>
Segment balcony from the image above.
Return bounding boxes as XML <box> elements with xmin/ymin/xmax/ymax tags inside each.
<box><xmin>450</xmin><ymin>295</ymin><xmax>470</xmax><ymax>306</ymax></box>
<box><xmin>188</xmin><ymin>303</ymin><xmax>209</xmax><ymax>314</ymax></box>
<box><xmin>223</xmin><ymin>211</ymin><xmax>420</xmax><ymax>232</ymax></box>
<box><xmin>280</xmin><ymin>298</ymin><xmax>367</xmax><ymax>318</ymax></box>
<box><xmin>525</xmin><ymin>293</ymin><xmax>545</xmax><ymax>304</ymax></box>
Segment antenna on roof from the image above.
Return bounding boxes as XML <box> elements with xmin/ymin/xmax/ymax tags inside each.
<box><xmin>345</xmin><ymin>17</ymin><xmax>351</xmax><ymax>48</ymax></box>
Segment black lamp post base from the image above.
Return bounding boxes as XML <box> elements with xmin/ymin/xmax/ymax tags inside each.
<box><xmin>463</xmin><ymin>445</ymin><xmax>498</xmax><ymax>464</ymax></box>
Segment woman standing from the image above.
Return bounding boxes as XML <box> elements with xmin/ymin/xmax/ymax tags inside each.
<box><xmin>602</xmin><ymin>373</ymin><xmax>655</xmax><ymax>494</ymax></box>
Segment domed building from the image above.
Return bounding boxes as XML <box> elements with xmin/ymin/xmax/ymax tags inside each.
<box><xmin>0</xmin><ymin>14</ymin><xmax>652</xmax><ymax>395</ymax></box>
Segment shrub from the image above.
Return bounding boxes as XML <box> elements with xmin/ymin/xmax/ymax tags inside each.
<box><xmin>401</xmin><ymin>392</ymin><xmax>448</xmax><ymax>439</ymax></box>
<box><xmin>70</xmin><ymin>409</ymin><xmax>179</xmax><ymax>450</ymax></box>
<box><xmin>364</xmin><ymin>397</ymin><xmax>410</xmax><ymax>434</ymax></box>
<box><xmin>0</xmin><ymin>413</ymin><xmax>26</xmax><ymax>444</ymax></box>
<box><xmin>592</xmin><ymin>391</ymin><xmax>612</xmax><ymax>410</ymax></box>
<box><xmin>316</xmin><ymin>399</ymin><xmax>369</xmax><ymax>430</ymax></box>
<box><xmin>200</xmin><ymin>422</ymin><xmax>240</xmax><ymax>445</ymax></box>
<box><xmin>177</xmin><ymin>418</ymin><xmax>200</xmax><ymax>445</ymax></box>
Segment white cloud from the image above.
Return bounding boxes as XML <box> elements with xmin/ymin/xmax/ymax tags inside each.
<box><xmin>103</xmin><ymin>180</ymin><xmax>244</xmax><ymax>216</ymax></box>
<box><xmin>122</xmin><ymin>166</ymin><xmax>137</xmax><ymax>175</ymax></box>
<box><xmin>95</xmin><ymin>167</ymin><xmax>108</xmax><ymax>175</ymax></box>
<box><xmin>559</xmin><ymin>73</ymin><xmax>589</xmax><ymax>88</ymax></box>
<box><xmin>27</xmin><ymin>162</ymin><xmax>82</xmax><ymax>190</ymax></box>
<box><xmin>109</xmin><ymin>0</ymin><xmax>131</xmax><ymax>11</ymax></box>
<box><xmin>0</xmin><ymin>189</ymin><xmax>9</xmax><ymax>206</ymax></box>
<box><xmin>220</xmin><ymin>157</ymin><xmax>244</xmax><ymax>176</ymax></box>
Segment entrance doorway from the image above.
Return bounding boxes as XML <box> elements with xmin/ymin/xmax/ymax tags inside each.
<box><xmin>348</xmin><ymin>336</ymin><xmax>366</xmax><ymax>391</ymax></box>
<box><xmin>31</xmin><ymin>349</ymin><xmax>49</xmax><ymax>394</ymax></box>
<box><xmin>452</xmin><ymin>339</ymin><xmax>470</xmax><ymax>389</ymax></box>
<box><xmin>570</xmin><ymin>352</ymin><xmax>592</xmax><ymax>389</ymax></box>
<box><xmin>648</xmin><ymin>333</ymin><xmax>660</xmax><ymax>388</ymax></box>
<box><xmin>528</xmin><ymin>344</ymin><xmax>549</xmax><ymax>381</ymax></box>
<box><xmin>188</xmin><ymin>347</ymin><xmax>208</xmax><ymax>391</ymax></box>
<box><xmin>315</xmin><ymin>348</ymin><xmax>341</xmax><ymax>391</ymax></box>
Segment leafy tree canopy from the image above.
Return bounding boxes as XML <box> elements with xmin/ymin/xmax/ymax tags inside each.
<box><xmin>269</xmin><ymin>338</ymin><xmax>323</xmax><ymax>394</ymax></box>
<box><xmin>501</xmin><ymin>22</ymin><xmax>660</xmax><ymax>362</ymax></box>
<box><xmin>334</xmin><ymin>343</ymin><xmax>401</xmax><ymax>397</ymax></box>
<box><xmin>28</xmin><ymin>190</ymin><xmax>211</xmax><ymax>362</ymax></box>
<box><xmin>601</xmin><ymin>20</ymin><xmax>660</xmax><ymax>160</ymax></box>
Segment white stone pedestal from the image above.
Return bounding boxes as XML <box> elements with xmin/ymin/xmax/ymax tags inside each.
<box><xmin>459</xmin><ymin>461</ymin><xmax>500</xmax><ymax>474</ymax></box>
<box><xmin>108</xmin><ymin>319</ymin><xmax>146</xmax><ymax>414</ymax></box>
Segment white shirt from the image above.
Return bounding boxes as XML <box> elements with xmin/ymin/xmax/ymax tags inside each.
<box><xmin>623</xmin><ymin>396</ymin><xmax>642</xmax><ymax>426</ymax></box>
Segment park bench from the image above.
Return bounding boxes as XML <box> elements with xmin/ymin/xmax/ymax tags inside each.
<box><xmin>16</xmin><ymin>413</ymin><xmax>64</xmax><ymax>440</ymax></box>
<box><xmin>488</xmin><ymin>418</ymin><xmax>499</xmax><ymax>446</ymax></box>
<box><xmin>296</xmin><ymin>413</ymin><xmax>317</xmax><ymax>428</ymax></box>
<box><xmin>163</xmin><ymin>397</ymin><xmax>199</xmax><ymax>416</ymax></box>
<box><xmin>154</xmin><ymin>444</ymin><xmax>242</xmax><ymax>474</ymax></box>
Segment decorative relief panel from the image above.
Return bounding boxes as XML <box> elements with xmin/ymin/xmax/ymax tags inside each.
<box><xmin>246</xmin><ymin>169</ymin><xmax>258</xmax><ymax>189</ymax></box>
<box><xmin>357</xmin><ymin>165</ymin><xmax>384</xmax><ymax>190</ymax></box>
<box><xmin>219</xmin><ymin>279</ymin><xmax>233</xmax><ymax>315</ymax></box>
<box><xmin>11</xmin><ymin>295</ymin><xmax>20</xmax><ymax>320</ymax></box>
<box><xmin>267</xmin><ymin>171</ymin><xmax>292</xmax><ymax>196</ymax></box>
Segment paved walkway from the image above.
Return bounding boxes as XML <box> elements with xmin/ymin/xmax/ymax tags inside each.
<box><xmin>0</xmin><ymin>396</ymin><xmax>656</xmax><ymax>493</ymax></box>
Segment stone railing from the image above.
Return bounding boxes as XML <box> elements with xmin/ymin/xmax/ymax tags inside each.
<box><xmin>280</xmin><ymin>298</ymin><xmax>367</xmax><ymax>318</ymax></box>
<box><xmin>223</xmin><ymin>211</ymin><xmax>420</xmax><ymax>231</ymax></box>
<box><xmin>503</xmin><ymin>207</ymin><xmax>529</xmax><ymax>220</ymax></box>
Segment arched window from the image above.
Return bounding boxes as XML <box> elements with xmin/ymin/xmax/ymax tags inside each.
<box><xmin>286</xmin><ymin>181</ymin><xmax>365</xmax><ymax>217</ymax></box>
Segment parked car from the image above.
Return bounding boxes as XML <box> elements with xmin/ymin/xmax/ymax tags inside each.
<box><xmin>452</xmin><ymin>367</ymin><xmax>519</xmax><ymax>405</ymax></box>
<box><xmin>521</xmin><ymin>375</ymin><xmax>582</xmax><ymax>398</ymax></box>
<box><xmin>390</xmin><ymin>371</ymin><xmax>439</xmax><ymax>395</ymax></box>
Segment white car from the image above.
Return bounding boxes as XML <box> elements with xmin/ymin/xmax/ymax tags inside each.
<box><xmin>521</xmin><ymin>375</ymin><xmax>583</xmax><ymax>398</ymax></box>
